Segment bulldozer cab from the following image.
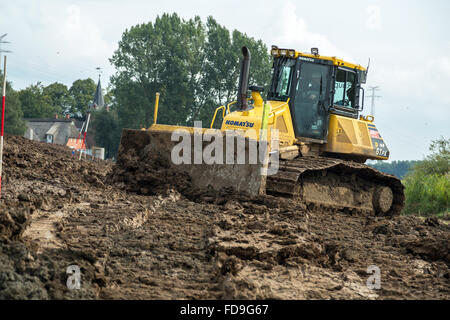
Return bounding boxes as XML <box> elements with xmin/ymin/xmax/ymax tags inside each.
<box><xmin>268</xmin><ymin>47</ymin><xmax>366</xmax><ymax>143</ymax></box>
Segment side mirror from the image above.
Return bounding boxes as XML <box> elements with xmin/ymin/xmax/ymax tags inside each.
<box><xmin>355</xmin><ymin>70</ymin><xmax>364</xmax><ymax>111</ymax></box>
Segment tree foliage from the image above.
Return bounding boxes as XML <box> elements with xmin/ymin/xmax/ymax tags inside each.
<box><xmin>19</xmin><ymin>82</ymin><xmax>59</xmax><ymax>118</ymax></box>
<box><xmin>0</xmin><ymin>72</ymin><xmax>26</xmax><ymax>135</ymax></box>
<box><xmin>110</xmin><ymin>13</ymin><xmax>206</xmax><ymax>129</ymax></box>
<box><xmin>413</xmin><ymin>138</ymin><xmax>449</xmax><ymax>176</ymax></box>
<box><xmin>403</xmin><ymin>137</ymin><xmax>449</xmax><ymax>216</ymax></box>
<box><xmin>368</xmin><ymin>160</ymin><xmax>419</xmax><ymax>179</ymax></box>
<box><xmin>90</xmin><ymin>108</ymin><xmax>121</xmax><ymax>159</ymax></box>
<box><xmin>69</xmin><ymin>78</ymin><xmax>97</xmax><ymax>119</ymax></box>
<box><xmin>198</xmin><ymin>17</ymin><xmax>272</xmax><ymax>124</ymax></box>
<box><xmin>18</xmin><ymin>79</ymin><xmax>97</xmax><ymax>120</ymax></box>
<box><xmin>43</xmin><ymin>82</ymin><xmax>73</xmax><ymax>115</ymax></box>
<box><xmin>109</xmin><ymin>13</ymin><xmax>272</xmax><ymax>132</ymax></box>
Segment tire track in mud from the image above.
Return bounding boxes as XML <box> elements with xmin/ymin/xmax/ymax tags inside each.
<box><xmin>206</xmin><ymin>196</ymin><xmax>449</xmax><ymax>300</ymax></box>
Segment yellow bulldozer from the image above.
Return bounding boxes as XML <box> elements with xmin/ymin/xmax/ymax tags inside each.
<box><xmin>115</xmin><ymin>46</ymin><xmax>404</xmax><ymax>216</ymax></box>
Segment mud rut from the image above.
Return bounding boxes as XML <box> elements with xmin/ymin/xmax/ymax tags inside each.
<box><xmin>0</xmin><ymin>135</ymin><xmax>448</xmax><ymax>299</ymax></box>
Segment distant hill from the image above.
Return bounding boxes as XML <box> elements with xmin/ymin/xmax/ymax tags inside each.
<box><xmin>367</xmin><ymin>160</ymin><xmax>420</xmax><ymax>179</ymax></box>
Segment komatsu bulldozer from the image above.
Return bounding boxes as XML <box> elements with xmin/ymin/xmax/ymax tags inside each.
<box><xmin>115</xmin><ymin>46</ymin><xmax>404</xmax><ymax>216</ymax></box>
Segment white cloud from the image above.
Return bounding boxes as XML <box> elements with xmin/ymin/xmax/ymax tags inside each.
<box><xmin>371</xmin><ymin>55</ymin><xmax>450</xmax><ymax>107</ymax></box>
<box><xmin>267</xmin><ymin>1</ymin><xmax>351</xmax><ymax>60</ymax></box>
<box><xmin>1</xmin><ymin>1</ymin><xmax>116</xmax><ymax>88</ymax></box>
<box><xmin>57</xmin><ymin>4</ymin><xmax>114</xmax><ymax>60</ymax></box>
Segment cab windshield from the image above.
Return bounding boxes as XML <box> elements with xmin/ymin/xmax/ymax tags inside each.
<box><xmin>268</xmin><ymin>57</ymin><xmax>296</xmax><ymax>101</ymax></box>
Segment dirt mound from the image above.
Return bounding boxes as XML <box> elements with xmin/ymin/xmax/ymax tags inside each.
<box><xmin>0</xmin><ymin>134</ymin><xmax>448</xmax><ymax>300</ymax></box>
<box><xmin>0</xmin><ymin>201</ymin><xmax>31</xmax><ymax>243</ymax></box>
<box><xmin>107</xmin><ymin>144</ymin><xmax>198</xmax><ymax>197</ymax></box>
<box><xmin>3</xmin><ymin>135</ymin><xmax>106</xmax><ymax>188</ymax></box>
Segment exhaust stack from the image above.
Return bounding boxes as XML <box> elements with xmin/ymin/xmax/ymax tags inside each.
<box><xmin>237</xmin><ymin>46</ymin><xmax>252</xmax><ymax>111</ymax></box>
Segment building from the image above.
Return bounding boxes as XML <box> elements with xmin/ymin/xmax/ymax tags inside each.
<box><xmin>23</xmin><ymin>77</ymin><xmax>107</xmax><ymax>159</ymax></box>
<box><xmin>24</xmin><ymin>115</ymin><xmax>81</xmax><ymax>145</ymax></box>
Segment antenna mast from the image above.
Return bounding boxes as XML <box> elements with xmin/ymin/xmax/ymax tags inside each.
<box><xmin>0</xmin><ymin>34</ymin><xmax>12</xmax><ymax>74</ymax></box>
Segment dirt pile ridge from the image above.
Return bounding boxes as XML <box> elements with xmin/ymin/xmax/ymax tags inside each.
<box><xmin>0</xmin><ymin>134</ymin><xmax>448</xmax><ymax>299</ymax></box>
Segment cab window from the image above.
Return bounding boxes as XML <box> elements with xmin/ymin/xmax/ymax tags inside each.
<box><xmin>333</xmin><ymin>69</ymin><xmax>356</xmax><ymax>108</ymax></box>
<box><xmin>277</xmin><ymin>65</ymin><xmax>292</xmax><ymax>96</ymax></box>
<box><xmin>269</xmin><ymin>58</ymin><xmax>296</xmax><ymax>100</ymax></box>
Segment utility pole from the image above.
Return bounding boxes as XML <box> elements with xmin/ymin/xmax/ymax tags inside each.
<box><xmin>367</xmin><ymin>86</ymin><xmax>381</xmax><ymax>117</ymax></box>
<box><xmin>0</xmin><ymin>34</ymin><xmax>12</xmax><ymax>74</ymax></box>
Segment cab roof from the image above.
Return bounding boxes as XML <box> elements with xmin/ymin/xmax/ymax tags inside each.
<box><xmin>271</xmin><ymin>47</ymin><xmax>367</xmax><ymax>71</ymax></box>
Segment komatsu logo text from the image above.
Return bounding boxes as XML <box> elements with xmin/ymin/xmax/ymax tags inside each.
<box><xmin>225</xmin><ymin>120</ymin><xmax>255</xmax><ymax>128</ymax></box>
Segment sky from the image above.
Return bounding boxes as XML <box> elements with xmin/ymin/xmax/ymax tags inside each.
<box><xmin>0</xmin><ymin>0</ymin><xmax>449</xmax><ymax>161</ymax></box>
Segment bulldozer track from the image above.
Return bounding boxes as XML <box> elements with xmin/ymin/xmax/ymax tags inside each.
<box><xmin>266</xmin><ymin>156</ymin><xmax>405</xmax><ymax>216</ymax></box>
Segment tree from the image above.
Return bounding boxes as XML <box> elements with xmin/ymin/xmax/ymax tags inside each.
<box><xmin>90</xmin><ymin>108</ymin><xmax>121</xmax><ymax>159</ymax></box>
<box><xmin>69</xmin><ymin>78</ymin><xmax>96</xmax><ymax>119</ymax></box>
<box><xmin>19</xmin><ymin>82</ymin><xmax>60</xmax><ymax>118</ymax></box>
<box><xmin>43</xmin><ymin>82</ymin><xmax>73</xmax><ymax>115</ymax></box>
<box><xmin>110</xmin><ymin>13</ymin><xmax>205</xmax><ymax>129</ymax></box>
<box><xmin>106</xmin><ymin>14</ymin><xmax>272</xmax><ymax>158</ymax></box>
<box><xmin>368</xmin><ymin>160</ymin><xmax>419</xmax><ymax>179</ymax></box>
<box><xmin>231</xmin><ymin>29</ymin><xmax>272</xmax><ymax>95</ymax></box>
<box><xmin>197</xmin><ymin>17</ymin><xmax>272</xmax><ymax>124</ymax></box>
<box><xmin>413</xmin><ymin>138</ymin><xmax>449</xmax><ymax>176</ymax></box>
<box><xmin>0</xmin><ymin>72</ymin><xmax>26</xmax><ymax>135</ymax></box>
<box><xmin>403</xmin><ymin>137</ymin><xmax>449</xmax><ymax>216</ymax></box>
<box><xmin>109</xmin><ymin>14</ymin><xmax>272</xmax><ymax>131</ymax></box>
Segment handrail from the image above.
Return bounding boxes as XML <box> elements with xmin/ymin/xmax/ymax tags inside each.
<box><xmin>210</xmin><ymin>98</ymin><xmax>258</xmax><ymax>129</ymax></box>
<box><xmin>210</xmin><ymin>105</ymin><xmax>226</xmax><ymax>129</ymax></box>
<box><xmin>153</xmin><ymin>92</ymin><xmax>160</xmax><ymax>125</ymax></box>
<box><xmin>361</xmin><ymin>114</ymin><xmax>374</xmax><ymax>122</ymax></box>
<box><xmin>226</xmin><ymin>98</ymin><xmax>253</xmax><ymax>114</ymax></box>
<box><xmin>226</xmin><ymin>100</ymin><xmax>238</xmax><ymax>114</ymax></box>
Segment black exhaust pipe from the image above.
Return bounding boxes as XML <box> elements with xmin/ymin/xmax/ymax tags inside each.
<box><xmin>237</xmin><ymin>46</ymin><xmax>251</xmax><ymax>111</ymax></box>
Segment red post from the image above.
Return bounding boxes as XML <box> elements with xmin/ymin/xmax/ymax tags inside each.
<box><xmin>0</xmin><ymin>56</ymin><xmax>7</xmax><ymax>198</ymax></box>
<box><xmin>77</xmin><ymin>121</ymin><xmax>85</xmax><ymax>144</ymax></box>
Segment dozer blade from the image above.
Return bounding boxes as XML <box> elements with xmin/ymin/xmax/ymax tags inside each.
<box><xmin>113</xmin><ymin>125</ymin><xmax>269</xmax><ymax>196</ymax></box>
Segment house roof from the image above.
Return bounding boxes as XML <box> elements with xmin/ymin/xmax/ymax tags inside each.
<box><xmin>25</xmin><ymin>118</ymin><xmax>80</xmax><ymax>139</ymax></box>
<box><xmin>46</xmin><ymin>122</ymin><xmax>62</xmax><ymax>136</ymax></box>
<box><xmin>25</xmin><ymin>118</ymin><xmax>74</xmax><ymax>123</ymax></box>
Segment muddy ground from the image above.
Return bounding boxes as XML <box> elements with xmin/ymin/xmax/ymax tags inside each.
<box><xmin>0</xmin><ymin>135</ymin><xmax>448</xmax><ymax>299</ymax></box>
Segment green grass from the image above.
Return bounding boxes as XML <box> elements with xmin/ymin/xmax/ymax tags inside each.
<box><xmin>403</xmin><ymin>172</ymin><xmax>449</xmax><ymax>216</ymax></box>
